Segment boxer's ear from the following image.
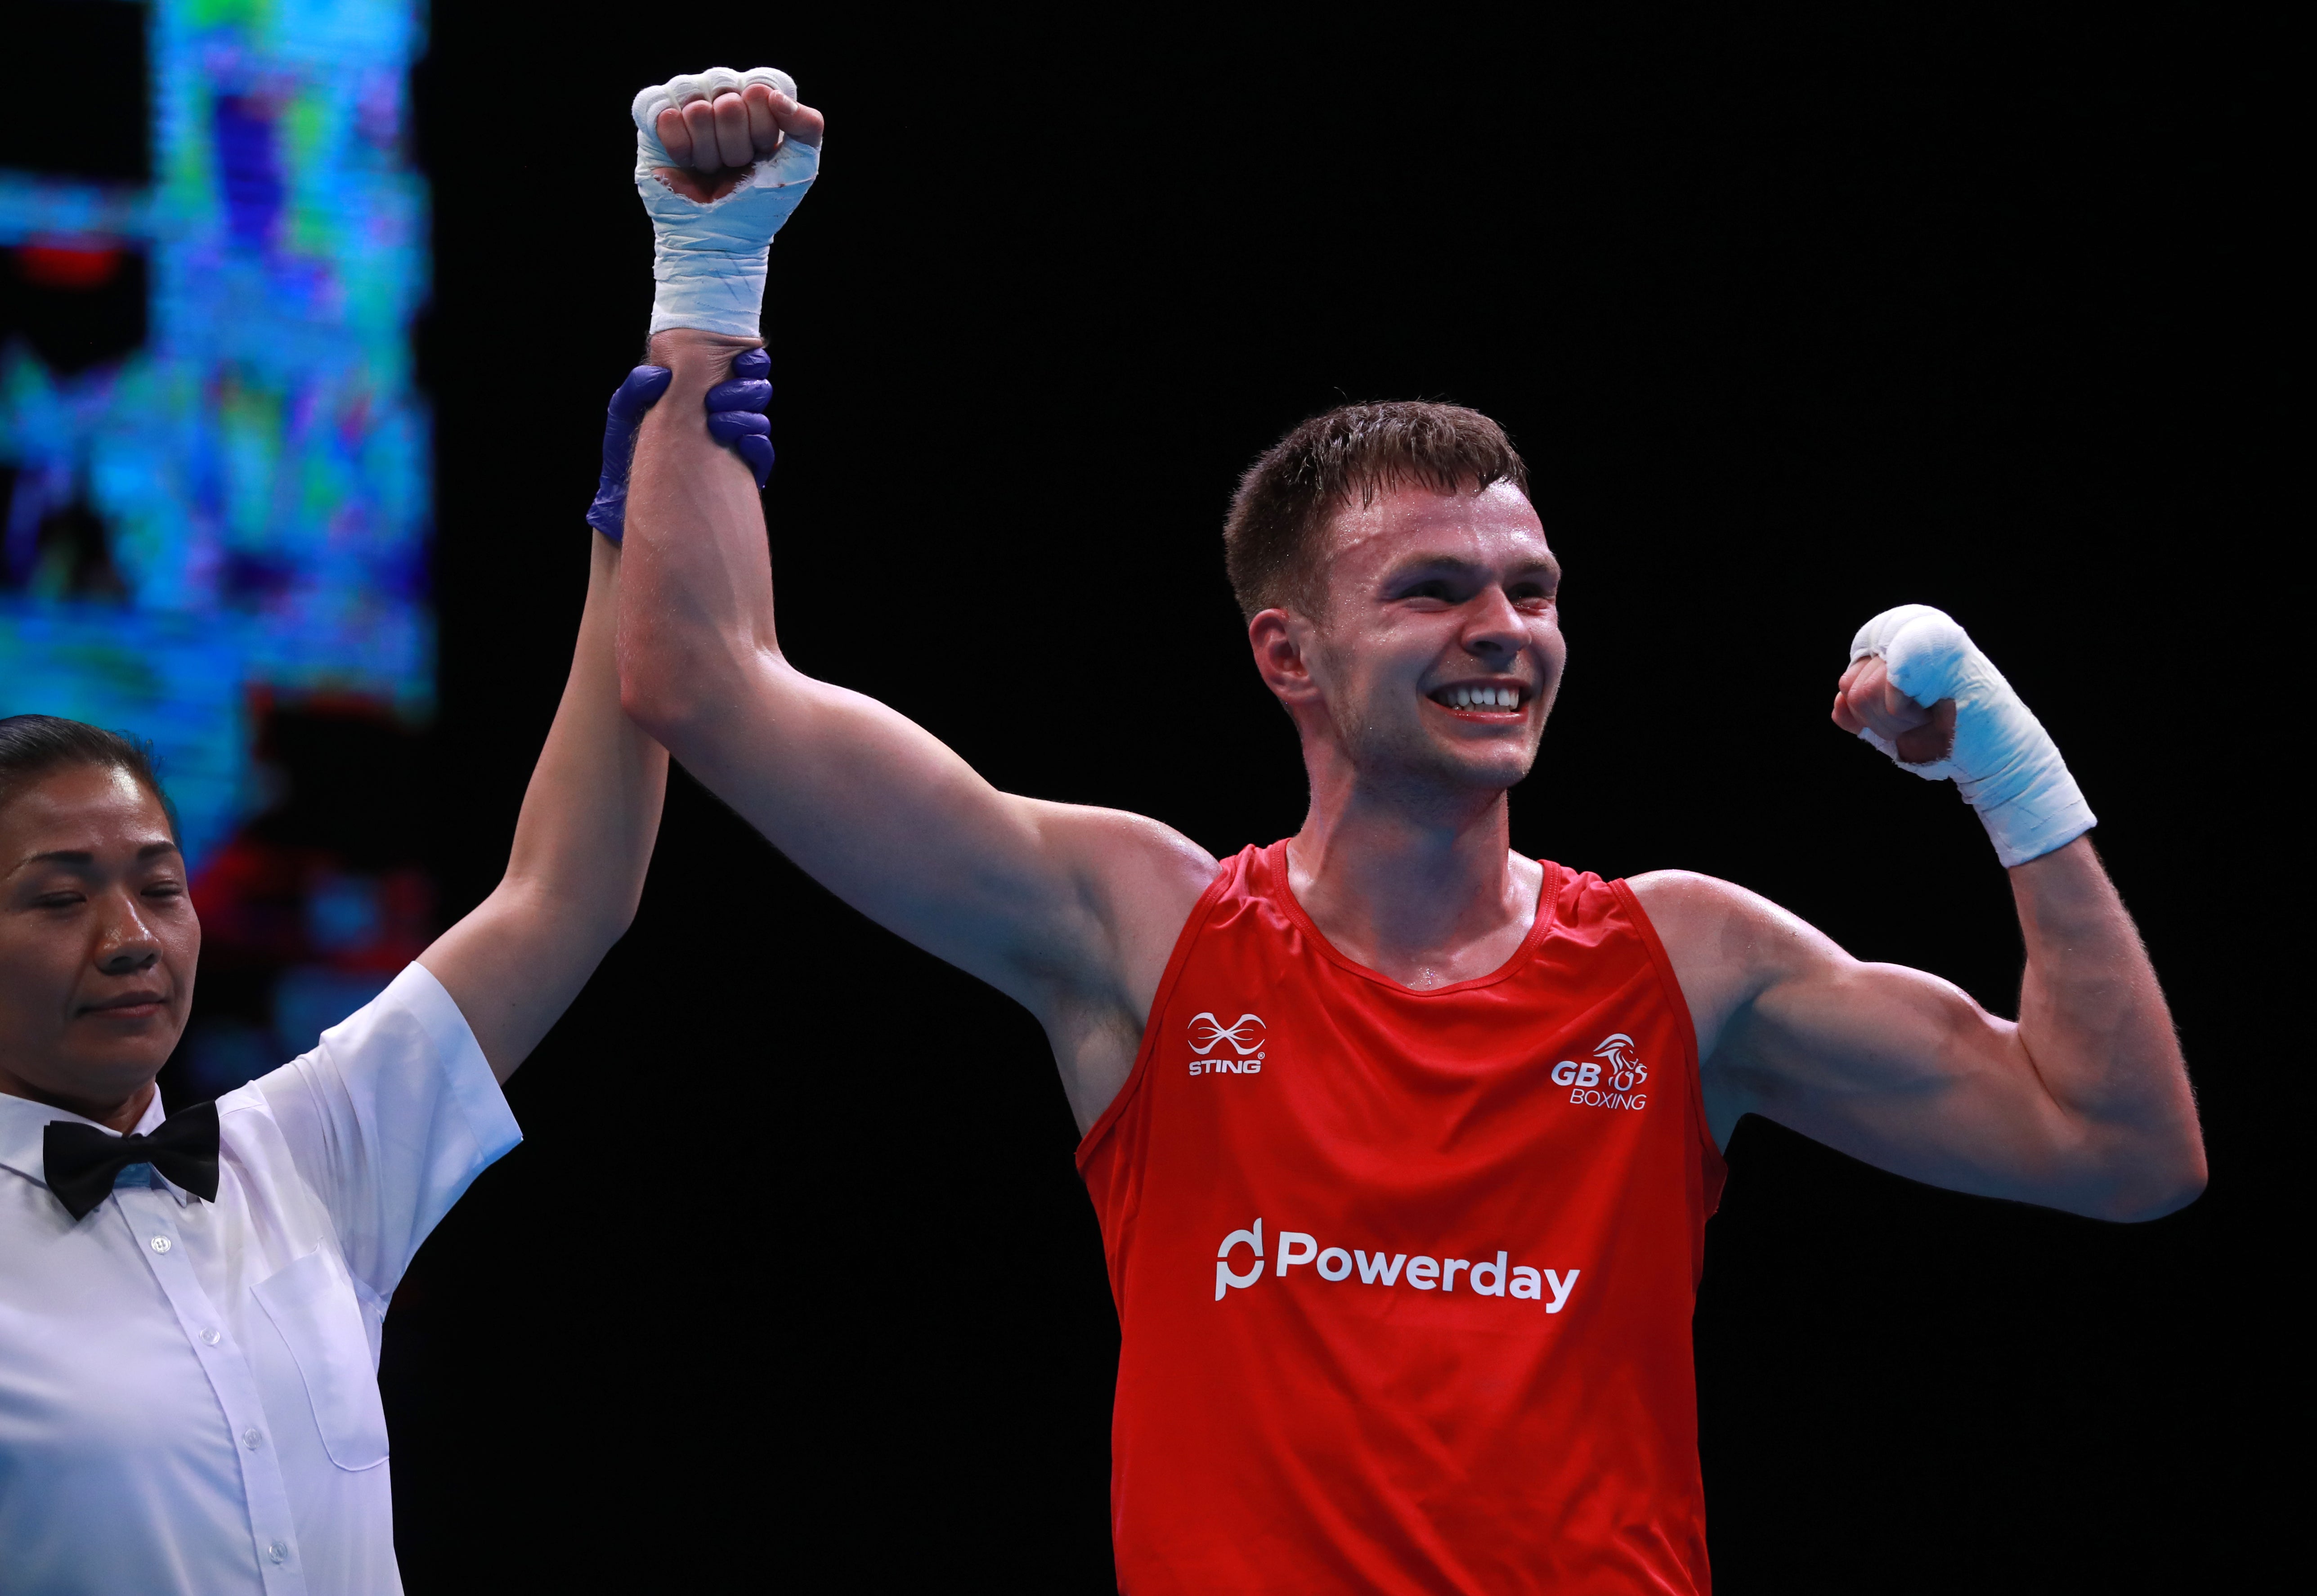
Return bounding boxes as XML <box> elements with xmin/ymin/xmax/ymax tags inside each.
<box><xmin>1250</xmin><ymin>610</ymin><xmax>1322</xmax><ymax>707</ymax></box>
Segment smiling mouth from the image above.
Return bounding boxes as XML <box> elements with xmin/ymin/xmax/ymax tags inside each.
<box><xmin>1429</xmin><ymin>682</ymin><xmax>1528</xmax><ymax>714</ymax></box>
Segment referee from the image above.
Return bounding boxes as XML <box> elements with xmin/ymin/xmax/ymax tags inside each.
<box><xmin>0</xmin><ymin>364</ymin><xmax>726</xmax><ymax>1593</ymax></box>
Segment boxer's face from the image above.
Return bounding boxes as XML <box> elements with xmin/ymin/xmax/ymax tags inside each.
<box><xmin>0</xmin><ymin>764</ymin><xmax>198</xmax><ymax>1122</ymax></box>
<box><xmin>1258</xmin><ymin>481</ymin><xmax>1565</xmax><ymax>800</ymax></box>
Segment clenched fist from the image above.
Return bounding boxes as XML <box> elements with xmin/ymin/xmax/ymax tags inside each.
<box><xmin>630</xmin><ymin>66</ymin><xmax>825</xmax><ymax>337</ymax></box>
<box><xmin>641</xmin><ymin>68</ymin><xmax>826</xmax><ymax>202</ymax></box>
<box><xmin>1835</xmin><ymin>605</ymin><xmax>2094</xmax><ymax>868</ymax></box>
<box><xmin>1832</xmin><ymin>652</ymin><xmax>1957</xmax><ymax>766</ymax></box>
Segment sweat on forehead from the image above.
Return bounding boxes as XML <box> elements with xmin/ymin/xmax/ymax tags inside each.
<box><xmin>1223</xmin><ymin>401</ymin><xmax>1531</xmax><ymax>622</ymax></box>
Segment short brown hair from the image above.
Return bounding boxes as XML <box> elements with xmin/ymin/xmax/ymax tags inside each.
<box><xmin>1222</xmin><ymin>401</ymin><xmax>1530</xmax><ymax>621</ymax></box>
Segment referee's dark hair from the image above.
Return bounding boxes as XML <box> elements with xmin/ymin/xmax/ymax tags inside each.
<box><xmin>0</xmin><ymin>715</ymin><xmax>179</xmax><ymax>843</ymax></box>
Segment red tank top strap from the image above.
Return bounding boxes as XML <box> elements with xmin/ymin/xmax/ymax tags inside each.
<box><xmin>1074</xmin><ymin>849</ymin><xmax>1240</xmax><ymax>1172</ymax></box>
<box><xmin>1611</xmin><ymin>875</ymin><xmax>1729</xmax><ymax>1210</ymax></box>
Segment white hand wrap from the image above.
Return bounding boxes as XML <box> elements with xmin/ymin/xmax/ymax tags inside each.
<box><xmin>1848</xmin><ymin>604</ymin><xmax>2095</xmax><ymax>868</ymax></box>
<box><xmin>631</xmin><ymin>66</ymin><xmax>819</xmax><ymax>337</ymax></box>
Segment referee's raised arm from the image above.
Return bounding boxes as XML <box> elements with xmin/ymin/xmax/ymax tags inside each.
<box><xmin>418</xmin><ymin>524</ymin><xmax>669</xmax><ymax>1081</ymax></box>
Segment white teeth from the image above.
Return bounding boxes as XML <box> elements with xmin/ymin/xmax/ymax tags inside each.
<box><xmin>1440</xmin><ymin>685</ymin><xmax>1524</xmax><ymax>710</ymax></box>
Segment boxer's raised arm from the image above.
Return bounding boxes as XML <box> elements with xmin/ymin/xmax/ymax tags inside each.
<box><xmin>419</xmin><ymin>530</ymin><xmax>670</xmax><ymax>1080</ymax></box>
<box><xmin>606</xmin><ymin>71</ymin><xmax>1212</xmax><ymax>1126</ymax></box>
<box><xmin>615</xmin><ymin>329</ymin><xmax>1216</xmax><ymax>1111</ymax></box>
<box><xmin>1636</xmin><ymin>608</ymin><xmax>2204</xmax><ymax>1221</ymax></box>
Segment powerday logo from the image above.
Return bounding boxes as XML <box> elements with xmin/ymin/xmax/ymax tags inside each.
<box><xmin>1554</xmin><ymin>1032</ymin><xmax>1649</xmax><ymax>1112</ymax></box>
<box><xmin>1188</xmin><ymin>1011</ymin><xmax>1265</xmax><ymax>1076</ymax></box>
<box><xmin>1214</xmin><ymin>1219</ymin><xmax>1582</xmax><ymax>1312</ymax></box>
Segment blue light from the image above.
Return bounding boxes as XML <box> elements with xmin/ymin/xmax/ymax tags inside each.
<box><xmin>1</xmin><ymin>0</ymin><xmax>432</xmax><ymax>867</ymax></box>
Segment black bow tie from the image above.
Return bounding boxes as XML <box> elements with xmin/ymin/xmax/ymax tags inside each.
<box><xmin>44</xmin><ymin>1100</ymin><xmax>220</xmax><ymax>1221</ymax></box>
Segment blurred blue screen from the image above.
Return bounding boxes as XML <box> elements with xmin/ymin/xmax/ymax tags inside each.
<box><xmin>1</xmin><ymin>0</ymin><xmax>432</xmax><ymax>869</ymax></box>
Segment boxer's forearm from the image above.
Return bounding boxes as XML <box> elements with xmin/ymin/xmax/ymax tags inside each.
<box><xmin>614</xmin><ymin>69</ymin><xmax>816</xmax><ymax>742</ymax></box>
<box><xmin>421</xmin><ymin>537</ymin><xmax>670</xmax><ymax>1079</ymax></box>
<box><xmin>617</xmin><ymin>328</ymin><xmax>776</xmax><ymax>742</ymax></box>
<box><xmin>2008</xmin><ymin>837</ymin><xmax>2204</xmax><ymax>1216</ymax></box>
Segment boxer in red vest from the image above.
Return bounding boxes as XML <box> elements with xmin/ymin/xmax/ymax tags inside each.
<box><xmin>612</xmin><ymin>68</ymin><xmax>2205</xmax><ymax>1595</ymax></box>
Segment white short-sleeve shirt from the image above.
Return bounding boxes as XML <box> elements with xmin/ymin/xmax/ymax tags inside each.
<box><xmin>0</xmin><ymin>962</ymin><xmax>520</xmax><ymax>1596</ymax></box>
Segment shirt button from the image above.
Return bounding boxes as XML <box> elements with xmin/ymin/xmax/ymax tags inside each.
<box><xmin>201</xmin><ymin>1327</ymin><xmax>221</xmax><ymax>1345</ymax></box>
<box><xmin>243</xmin><ymin>1428</ymin><xmax>263</xmax><ymax>1449</ymax></box>
<box><xmin>149</xmin><ymin>1235</ymin><xmax>171</xmax><ymax>1254</ymax></box>
<box><xmin>267</xmin><ymin>1539</ymin><xmax>288</xmax><ymax>1564</ymax></box>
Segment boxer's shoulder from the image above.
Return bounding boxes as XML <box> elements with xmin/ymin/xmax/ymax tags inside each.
<box><xmin>1627</xmin><ymin>870</ymin><xmax>1842</xmax><ymax>1057</ymax></box>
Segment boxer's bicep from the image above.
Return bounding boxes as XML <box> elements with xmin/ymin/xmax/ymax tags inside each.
<box><xmin>1728</xmin><ymin>941</ymin><xmax>2097</xmax><ymax>1205</ymax></box>
<box><xmin>1645</xmin><ymin>871</ymin><xmax>2089</xmax><ymax>1197</ymax></box>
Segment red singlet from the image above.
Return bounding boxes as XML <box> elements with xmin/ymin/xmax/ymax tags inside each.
<box><xmin>1079</xmin><ymin>843</ymin><xmax>1727</xmax><ymax>1594</ymax></box>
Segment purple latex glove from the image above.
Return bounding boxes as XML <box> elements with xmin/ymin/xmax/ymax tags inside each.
<box><xmin>706</xmin><ymin>347</ymin><xmax>775</xmax><ymax>488</ymax></box>
<box><xmin>587</xmin><ymin>351</ymin><xmax>773</xmax><ymax>542</ymax></box>
<box><xmin>585</xmin><ymin>365</ymin><xmax>672</xmax><ymax>544</ymax></box>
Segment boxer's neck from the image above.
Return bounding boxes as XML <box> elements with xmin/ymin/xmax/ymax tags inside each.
<box><xmin>1284</xmin><ymin>784</ymin><xmax>1540</xmax><ymax>991</ymax></box>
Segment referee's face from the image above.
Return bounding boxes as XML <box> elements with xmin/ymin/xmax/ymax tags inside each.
<box><xmin>0</xmin><ymin>763</ymin><xmax>200</xmax><ymax>1124</ymax></box>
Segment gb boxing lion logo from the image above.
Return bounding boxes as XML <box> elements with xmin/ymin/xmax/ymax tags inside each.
<box><xmin>1188</xmin><ymin>1012</ymin><xmax>1266</xmax><ymax>1076</ymax></box>
<box><xmin>1593</xmin><ymin>1033</ymin><xmax>1649</xmax><ymax>1092</ymax></box>
<box><xmin>1552</xmin><ymin>1033</ymin><xmax>1649</xmax><ymax>1110</ymax></box>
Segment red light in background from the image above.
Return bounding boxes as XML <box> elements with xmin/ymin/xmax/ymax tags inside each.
<box><xmin>14</xmin><ymin>242</ymin><xmax>126</xmax><ymax>290</ymax></box>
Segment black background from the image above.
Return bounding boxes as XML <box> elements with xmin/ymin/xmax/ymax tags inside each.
<box><xmin>384</xmin><ymin>11</ymin><xmax>2290</xmax><ymax>1592</ymax></box>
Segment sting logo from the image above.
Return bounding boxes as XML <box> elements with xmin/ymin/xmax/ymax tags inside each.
<box><xmin>1188</xmin><ymin>1012</ymin><xmax>1265</xmax><ymax>1076</ymax></box>
<box><xmin>1189</xmin><ymin>1013</ymin><xmax>1265</xmax><ymax>1054</ymax></box>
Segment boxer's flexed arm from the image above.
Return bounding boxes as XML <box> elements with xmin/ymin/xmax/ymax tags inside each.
<box><xmin>1634</xmin><ymin>609</ymin><xmax>2204</xmax><ymax>1221</ymax></box>
<box><xmin>618</xmin><ymin>331</ymin><xmax>1216</xmax><ymax>1125</ymax></box>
